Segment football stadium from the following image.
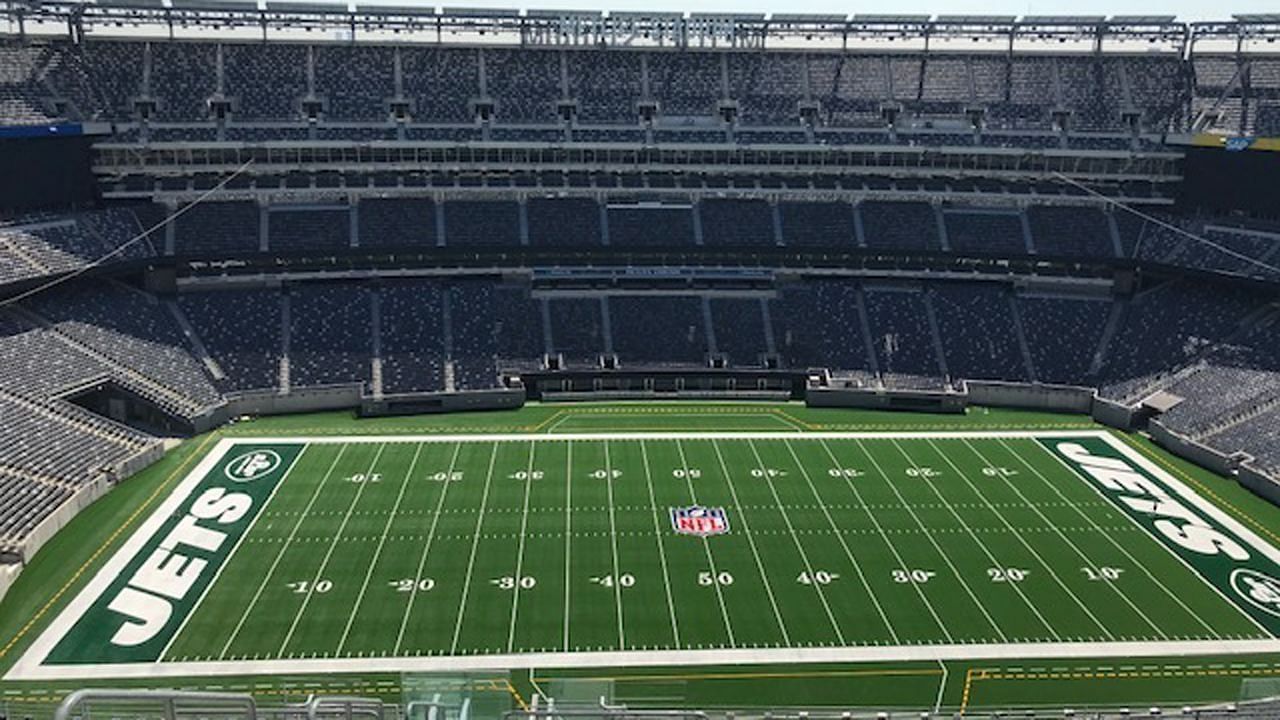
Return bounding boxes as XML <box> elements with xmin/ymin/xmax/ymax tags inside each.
<box><xmin>3</xmin><ymin>4</ymin><xmax>1280</xmax><ymax>718</ymax></box>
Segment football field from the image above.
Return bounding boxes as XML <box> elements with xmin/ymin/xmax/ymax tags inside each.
<box><xmin>12</xmin><ymin>428</ymin><xmax>1280</xmax><ymax>681</ymax></box>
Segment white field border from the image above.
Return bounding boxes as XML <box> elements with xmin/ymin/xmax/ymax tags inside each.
<box><xmin>9</xmin><ymin>429</ymin><xmax>1280</xmax><ymax>681</ymax></box>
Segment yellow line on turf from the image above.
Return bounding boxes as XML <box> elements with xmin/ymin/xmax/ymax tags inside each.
<box><xmin>504</xmin><ymin>678</ymin><xmax>530</xmax><ymax>711</ymax></box>
<box><xmin>960</xmin><ymin>662</ymin><xmax>1280</xmax><ymax>713</ymax></box>
<box><xmin>1115</xmin><ymin>432</ymin><xmax>1280</xmax><ymax>547</ymax></box>
<box><xmin>531</xmin><ymin>408</ymin><xmax>568</xmax><ymax>433</ymax></box>
<box><xmin>0</xmin><ymin>432</ymin><xmax>219</xmax><ymax>663</ymax></box>
<box><xmin>959</xmin><ymin>668</ymin><xmax>979</xmax><ymax>713</ymax></box>
<box><xmin>540</xmin><ymin>667</ymin><xmax>943</xmax><ymax>684</ymax></box>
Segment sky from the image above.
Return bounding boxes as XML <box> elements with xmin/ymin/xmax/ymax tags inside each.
<box><xmin>404</xmin><ymin>0</ymin><xmax>1269</xmax><ymax>22</ymax></box>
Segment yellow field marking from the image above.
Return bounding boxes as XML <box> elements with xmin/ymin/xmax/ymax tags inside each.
<box><xmin>539</xmin><ymin>667</ymin><xmax>943</xmax><ymax>684</ymax></box>
<box><xmin>0</xmin><ymin>433</ymin><xmax>220</xmax><ymax>663</ymax></box>
<box><xmin>531</xmin><ymin>408</ymin><xmax>569</xmax><ymax>433</ymax></box>
<box><xmin>772</xmin><ymin>408</ymin><xmax>819</xmax><ymax>430</ymax></box>
<box><xmin>959</xmin><ymin>668</ymin><xmax>981</xmax><ymax>713</ymax></box>
<box><xmin>504</xmin><ymin>678</ymin><xmax>530</xmax><ymax>711</ymax></box>
<box><xmin>960</xmin><ymin>662</ymin><xmax>1280</xmax><ymax>714</ymax></box>
<box><xmin>1115</xmin><ymin>432</ymin><xmax>1280</xmax><ymax>547</ymax></box>
<box><xmin>0</xmin><ymin>681</ymin><xmax>527</xmax><ymax>706</ymax></box>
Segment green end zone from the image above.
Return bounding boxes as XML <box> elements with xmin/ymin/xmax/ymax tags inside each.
<box><xmin>10</xmin><ymin>430</ymin><xmax>1280</xmax><ymax>681</ymax></box>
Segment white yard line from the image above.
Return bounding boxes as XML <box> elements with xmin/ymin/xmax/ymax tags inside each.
<box><xmin>639</xmin><ymin>439</ymin><xmax>682</xmax><ymax>649</ymax></box>
<box><xmin>603</xmin><ymin>440</ymin><xmax>627</xmax><ymax>650</ymax></box>
<box><xmin>219</xmin><ymin>444</ymin><xmax>347</xmax><ymax>659</ymax></box>
<box><xmin>851</xmin><ymin>437</ymin><xmax>1007</xmax><ymax>642</ymax></box>
<box><xmin>741</xmin><ymin>438</ymin><xmax>846</xmax><ymax>645</ymax></box>
<box><xmin>506</xmin><ymin>442</ymin><xmax>538</xmax><ymax>653</ymax></box>
<box><xmin>1021</xmin><ymin>437</ymin><xmax>1256</xmax><ymax>639</ymax></box>
<box><xmin>813</xmin><ymin>437</ymin><xmax>955</xmax><ymax>643</ymax></box>
<box><xmin>781</xmin><ymin>438</ymin><xmax>899</xmax><ymax>644</ymax></box>
<box><xmin>967</xmin><ymin>438</ymin><xmax>1168</xmax><ymax>641</ymax></box>
<box><xmin>337</xmin><ymin>442</ymin><xmax>425</xmax><ymax>656</ymax></box>
<box><xmin>562</xmin><ymin>438</ymin><xmax>573</xmax><ymax>653</ymax></box>
<box><xmin>674</xmin><ymin>439</ymin><xmax>737</xmax><ymax>648</ymax></box>
<box><xmin>161</xmin><ymin>444</ymin><xmax>310</xmax><ymax>662</ymax></box>
<box><xmin>277</xmin><ymin>443</ymin><xmax>388</xmax><ymax>657</ymax></box>
<box><xmin>707</xmin><ymin>438</ymin><xmax>792</xmax><ymax>647</ymax></box>
<box><xmin>449</xmin><ymin>442</ymin><xmax>501</xmax><ymax>654</ymax></box>
<box><xmin>18</xmin><ymin>639</ymin><xmax>1280</xmax><ymax>682</ymax></box>
<box><xmin>889</xmin><ymin>438</ymin><xmax>1059</xmax><ymax>642</ymax></box>
<box><xmin>393</xmin><ymin>442</ymin><xmax>463</xmax><ymax>655</ymax></box>
<box><xmin>923</xmin><ymin>438</ymin><xmax>1109</xmax><ymax>641</ymax></box>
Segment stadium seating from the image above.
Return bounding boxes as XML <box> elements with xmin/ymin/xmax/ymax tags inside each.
<box><xmin>527</xmin><ymin>198</ymin><xmax>602</xmax><ymax>246</ymax></box>
<box><xmin>379</xmin><ymin>280</ymin><xmax>445</xmax><ymax>394</ymax></box>
<box><xmin>1099</xmin><ymin>282</ymin><xmax>1263</xmax><ymax>402</ymax></box>
<box><xmin>862</xmin><ymin>285</ymin><xmax>946</xmax><ymax>389</ymax></box>
<box><xmin>448</xmin><ymin>281</ymin><xmax>500</xmax><ymax>390</ymax></box>
<box><xmin>548</xmin><ymin>297</ymin><xmax>606</xmax><ymax>366</ymax></box>
<box><xmin>771</xmin><ymin>280</ymin><xmax>871</xmax><ymax>373</ymax></box>
<box><xmin>178</xmin><ymin>289</ymin><xmax>282</xmax><ymax>393</ymax></box>
<box><xmin>1016</xmin><ymin>294</ymin><xmax>1111</xmax><ymax>385</ymax></box>
<box><xmin>930</xmin><ymin>283</ymin><xmax>1029</xmax><ymax>383</ymax></box>
<box><xmin>8</xmin><ymin>39</ymin><xmax>1212</xmax><ymax>139</ymax></box>
<box><xmin>861</xmin><ymin>201</ymin><xmax>941</xmax><ymax>252</ymax></box>
<box><xmin>778</xmin><ymin>202</ymin><xmax>856</xmax><ymax>247</ymax></box>
<box><xmin>699</xmin><ymin>200</ymin><xmax>776</xmax><ymax>246</ymax></box>
<box><xmin>288</xmin><ymin>284</ymin><xmax>372</xmax><ymax>389</ymax></box>
<box><xmin>610</xmin><ymin>295</ymin><xmax>707</xmax><ymax>365</ymax></box>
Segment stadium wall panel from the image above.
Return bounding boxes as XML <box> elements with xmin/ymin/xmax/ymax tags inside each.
<box><xmin>1149</xmin><ymin>419</ymin><xmax>1240</xmax><ymax>477</ymax></box>
<box><xmin>806</xmin><ymin>386</ymin><xmax>967</xmax><ymax>413</ymax></box>
<box><xmin>224</xmin><ymin>384</ymin><xmax>363</xmax><ymax>416</ymax></box>
<box><xmin>1090</xmin><ymin>395</ymin><xmax>1140</xmax><ymax>429</ymax></box>
<box><xmin>965</xmin><ymin>381</ymin><xmax>1095</xmax><ymax>413</ymax></box>
<box><xmin>1239</xmin><ymin>464</ymin><xmax>1280</xmax><ymax>506</ymax></box>
<box><xmin>0</xmin><ymin>563</ymin><xmax>15</xmax><ymax>605</ymax></box>
<box><xmin>360</xmin><ymin>388</ymin><xmax>525</xmax><ymax>417</ymax></box>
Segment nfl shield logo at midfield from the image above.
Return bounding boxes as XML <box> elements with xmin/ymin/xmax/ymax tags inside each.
<box><xmin>671</xmin><ymin>505</ymin><xmax>730</xmax><ymax>536</ymax></box>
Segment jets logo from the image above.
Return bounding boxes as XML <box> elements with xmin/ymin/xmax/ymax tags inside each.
<box><xmin>671</xmin><ymin>505</ymin><xmax>729</xmax><ymax>537</ymax></box>
<box><xmin>1225</xmin><ymin>136</ymin><xmax>1255</xmax><ymax>152</ymax></box>
<box><xmin>1230</xmin><ymin>568</ymin><xmax>1280</xmax><ymax>618</ymax></box>
<box><xmin>224</xmin><ymin>450</ymin><xmax>282</xmax><ymax>483</ymax></box>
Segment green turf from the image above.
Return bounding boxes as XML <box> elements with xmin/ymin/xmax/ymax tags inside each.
<box><xmin>6</xmin><ymin>403</ymin><xmax>1280</xmax><ymax>716</ymax></box>
<box><xmin>36</xmin><ymin>432</ymin><xmax>1262</xmax><ymax>667</ymax></box>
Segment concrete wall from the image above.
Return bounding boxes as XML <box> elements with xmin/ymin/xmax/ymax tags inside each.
<box><xmin>361</xmin><ymin>388</ymin><xmax>526</xmax><ymax>416</ymax></box>
<box><xmin>806</xmin><ymin>386</ymin><xmax>967</xmax><ymax>413</ymax></box>
<box><xmin>1090</xmin><ymin>396</ymin><xmax>1139</xmax><ymax>430</ymax></box>
<box><xmin>0</xmin><ymin>442</ymin><xmax>166</xmax><ymax>606</ymax></box>
<box><xmin>226</xmin><ymin>385</ymin><xmax>364</xmax><ymax>416</ymax></box>
<box><xmin>1240</xmin><ymin>465</ymin><xmax>1280</xmax><ymax>506</ymax></box>
<box><xmin>966</xmin><ymin>381</ymin><xmax>1095</xmax><ymax>413</ymax></box>
<box><xmin>1149</xmin><ymin>419</ymin><xmax>1240</xmax><ymax>477</ymax></box>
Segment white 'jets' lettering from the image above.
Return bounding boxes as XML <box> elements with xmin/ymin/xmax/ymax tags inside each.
<box><xmin>106</xmin><ymin>487</ymin><xmax>253</xmax><ymax>647</ymax></box>
<box><xmin>1057</xmin><ymin>443</ymin><xmax>1248</xmax><ymax>562</ymax></box>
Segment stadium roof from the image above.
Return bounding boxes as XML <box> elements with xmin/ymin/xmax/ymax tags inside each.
<box><xmin>767</xmin><ymin>14</ymin><xmax>847</xmax><ymax>23</ymax></box>
<box><xmin>852</xmin><ymin>14</ymin><xmax>932</xmax><ymax>23</ymax></box>
<box><xmin>934</xmin><ymin>15</ymin><xmax>1019</xmax><ymax>24</ymax></box>
<box><xmin>354</xmin><ymin>5</ymin><xmax>438</xmax><ymax>16</ymax></box>
<box><xmin>264</xmin><ymin>2</ymin><xmax>351</xmax><ymax>14</ymax></box>
<box><xmin>1108</xmin><ymin>15</ymin><xmax>1179</xmax><ymax>23</ymax></box>
<box><xmin>168</xmin><ymin>0</ymin><xmax>259</xmax><ymax>11</ymax></box>
<box><xmin>1019</xmin><ymin>15</ymin><xmax>1107</xmax><ymax>24</ymax></box>
<box><xmin>442</xmin><ymin>6</ymin><xmax>520</xmax><ymax>16</ymax></box>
